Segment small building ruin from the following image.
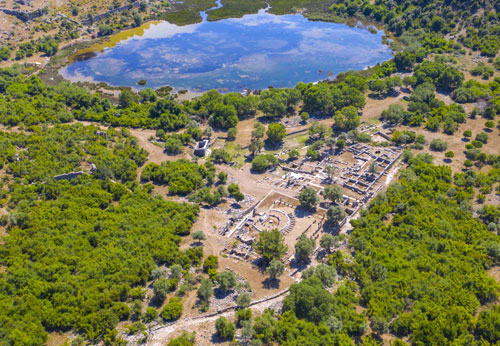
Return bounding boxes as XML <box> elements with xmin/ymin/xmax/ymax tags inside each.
<box><xmin>194</xmin><ymin>139</ymin><xmax>209</xmax><ymax>157</ymax></box>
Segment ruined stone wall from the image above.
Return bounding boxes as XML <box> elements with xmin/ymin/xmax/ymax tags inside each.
<box><xmin>0</xmin><ymin>7</ymin><xmax>47</xmax><ymax>21</ymax></box>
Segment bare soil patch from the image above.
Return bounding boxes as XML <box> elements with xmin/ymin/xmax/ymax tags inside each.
<box><xmin>361</xmin><ymin>91</ymin><xmax>409</xmax><ymax>122</ymax></box>
<box><xmin>399</xmin><ymin>116</ymin><xmax>500</xmax><ymax>174</ymax></box>
<box><xmin>46</xmin><ymin>331</ymin><xmax>71</xmax><ymax>346</ymax></box>
<box><xmin>488</xmin><ymin>265</ymin><xmax>500</xmax><ymax>283</ymax></box>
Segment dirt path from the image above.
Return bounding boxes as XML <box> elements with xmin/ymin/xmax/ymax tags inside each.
<box><xmin>127</xmin><ymin>128</ymin><xmax>164</xmax><ymax>165</ymax></box>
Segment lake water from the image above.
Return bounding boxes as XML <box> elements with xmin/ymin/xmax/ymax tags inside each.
<box><xmin>60</xmin><ymin>3</ymin><xmax>392</xmax><ymax>92</ymax></box>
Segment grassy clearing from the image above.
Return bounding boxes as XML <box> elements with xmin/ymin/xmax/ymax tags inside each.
<box><xmin>224</xmin><ymin>141</ymin><xmax>246</xmax><ymax>167</ymax></box>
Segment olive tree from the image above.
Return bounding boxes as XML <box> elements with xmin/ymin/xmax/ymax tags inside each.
<box><xmin>299</xmin><ymin>187</ymin><xmax>319</xmax><ymax>211</ymax></box>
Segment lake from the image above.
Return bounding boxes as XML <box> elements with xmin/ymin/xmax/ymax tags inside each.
<box><xmin>60</xmin><ymin>3</ymin><xmax>392</xmax><ymax>93</ymax></box>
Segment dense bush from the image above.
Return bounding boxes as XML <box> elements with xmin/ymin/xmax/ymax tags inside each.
<box><xmin>161</xmin><ymin>297</ymin><xmax>183</xmax><ymax>321</ymax></box>
<box><xmin>350</xmin><ymin>162</ymin><xmax>500</xmax><ymax>344</ymax></box>
<box><xmin>141</xmin><ymin>159</ymin><xmax>209</xmax><ymax>195</ymax></box>
<box><xmin>251</xmin><ymin>153</ymin><xmax>278</xmax><ymax>172</ymax></box>
<box><xmin>0</xmin><ymin>179</ymin><xmax>199</xmax><ymax>344</ymax></box>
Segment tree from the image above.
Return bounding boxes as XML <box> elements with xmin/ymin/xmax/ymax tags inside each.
<box><xmin>324</xmin><ymin>165</ymin><xmax>337</xmax><ymax>182</ymax></box>
<box><xmin>237</xmin><ymin>293</ymin><xmax>252</xmax><ymax>308</ymax></box>
<box><xmin>233</xmin><ymin>191</ymin><xmax>245</xmax><ymax>202</ymax></box>
<box><xmin>217</xmin><ymin>270</ymin><xmax>236</xmax><ymax>291</ymax></box>
<box><xmin>288</xmin><ymin>149</ymin><xmax>299</xmax><ymax>160</ymax></box>
<box><xmin>119</xmin><ymin>89</ymin><xmax>136</xmax><ymax>108</ymax></box>
<box><xmin>295</xmin><ymin>235</ymin><xmax>315</xmax><ymax>263</ymax></box>
<box><xmin>370</xmin><ymin>79</ymin><xmax>386</xmax><ymax>96</ymax></box>
<box><xmin>192</xmin><ymin>231</ymin><xmax>206</xmax><ymax>242</ymax></box>
<box><xmin>251</xmin><ymin>154</ymin><xmax>278</xmax><ymax>172</ymax></box>
<box><xmin>336</xmin><ymin>138</ymin><xmax>346</xmax><ymax>150</ymax></box>
<box><xmin>437</xmin><ymin>66</ymin><xmax>464</xmax><ymax>91</ymax></box>
<box><xmin>151</xmin><ymin>267</ymin><xmax>164</xmax><ymax>280</ymax></box>
<box><xmin>326</xmin><ymin>315</ymin><xmax>343</xmax><ymax>332</ymax></box>
<box><xmin>197</xmin><ymin>279</ymin><xmax>213</xmax><ymax>305</ymax></box>
<box><xmin>227</xmin><ymin>183</ymin><xmax>244</xmax><ymax>202</ymax></box>
<box><xmin>252</xmin><ymin>122</ymin><xmax>265</xmax><ymax>139</ymax></box>
<box><xmin>430</xmin><ymin>16</ymin><xmax>445</xmax><ymax>32</ymax></box>
<box><xmin>430</xmin><ymin>139</ymin><xmax>448</xmax><ymax>151</ymax></box>
<box><xmin>140</xmin><ymin>88</ymin><xmax>157</xmax><ymax>103</ymax></box>
<box><xmin>143</xmin><ymin>307</ymin><xmax>158</xmax><ymax>322</ymax></box>
<box><xmin>217</xmin><ymin>172</ymin><xmax>227</xmax><ymax>184</ymax></box>
<box><xmin>202</xmin><ymin>126</ymin><xmax>213</xmax><ymax>138</ymax></box>
<box><xmin>170</xmin><ymin>264</ymin><xmax>183</xmax><ymax>279</ymax></box>
<box><xmin>265</xmin><ymin>259</ymin><xmax>285</xmax><ymax>280</ymax></box>
<box><xmin>326</xmin><ymin>206</ymin><xmax>346</xmax><ymax>226</ymax></box>
<box><xmin>476</xmin><ymin>307</ymin><xmax>500</xmax><ymax>343</ymax></box>
<box><xmin>476</xmin><ymin>132</ymin><xmax>489</xmax><ymax>144</ymax></box>
<box><xmin>236</xmin><ymin>308</ymin><xmax>252</xmax><ymax>327</ymax></box>
<box><xmin>370</xmin><ymin>316</ymin><xmax>389</xmax><ymax>335</ymax></box>
<box><xmin>98</xmin><ymin>24</ymin><xmax>113</xmax><ymax>36</ymax></box>
<box><xmin>302</xmin><ymin>264</ymin><xmax>336</xmax><ymax>287</ymax></box>
<box><xmin>322</xmin><ymin>185</ymin><xmax>343</xmax><ymax>203</ymax></box>
<box><xmin>334</xmin><ymin>106</ymin><xmax>360</xmax><ymax>131</ymax></box>
<box><xmin>381</xmin><ymin>104</ymin><xmax>407</xmax><ymax>125</ymax></box>
<box><xmin>320</xmin><ymin>234</ymin><xmax>338</xmax><ymax>253</ymax></box>
<box><xmin>368</xmin><ymin>161</ymin><xmax>378</xmax><ymax>173</ymax></box>
<box><xmin>325</xmin><ymin>137</ymin><xmax>336</xmax><ymax>152</ymax></box>
<box><xmin>167</xmin><ymin>332</ymin><xmax>195</xmax><ymax>346</ymax></box>
<box><xmin>463</xmin><ymin>130</ymin><xmax>472</xmax><ymax>138</ymax></box>
<box><xmin>254</xmin><ymin>229</ymin><xmax>288</xmax><ymax>263</ymax></box>
<box><xmin>153</xmin><ymin>278</ymin><xmax>170</xmax><ymax>302</ymax></box>
<box><xmin>300</xmin><ymin>112</ymin><xmax>310</xmax><ymax>122</ymax></box>
<box><xmin>308</xmin><ymin>122</ymin><xmax>329</xmax><ymax>139</ymax></box>
<box><xmin>306</xmin><ymin>147</ymin><xmax>319</xmax><ymax>161</ymax></box>
<box><xmin>161</xmin><ymin>297</ymin><xmax>183</xmax><ymax>321</ymax></box>
<box><xmin>445</xmin><ymin>151</ymin><xmax>454</xmax><ymax>158</ymax></box>
<box><xmin>215</xmin><ymin>316</ymin><xmax>235</xmax><ymax>340</ymax></box>
<box><xmin>227</xmin><ymin>183</ymin><xmax>239</xmax><ymax>194</ymax></box>
<box><xmin>203</xmin><ymin>255</ymin><xmax>218</xmax><ymax>273</ymax></box>
<box><xmin>485</xmin><ymin>121</ymin><xmax>495</xmax><ymax>129</ymax></box>
<box><xmin>227</xmin><ymin>127</ymin><xmax>237</xmax><ymax>141</ymax></box>
<box><xmin>210</xmin><ymin>103</ymin><xmax>238</xmax><ymax>129</ymax></box>
<box><xmin>164</xmin><ymin>136</ymin><xmax>183</xmax><ymax>154</ymax></box>
<box><xmin>249</xmin><ymin>139</ymin><xmax>263</xmax><ymax>156</ymax></box>
<box><xmin>299</xmin><ymin>188</ymin><xmax>319</xmax><ymax>211</ymax></box>
<box><xmin>133</xmin><ymin>12</ymin><xmax>143</xmax><ymax>27</ymax></box>
<box><xmin>266</xmin><ymin>123</ymin><xmax>286</xmax><ymax>143</ymax></box>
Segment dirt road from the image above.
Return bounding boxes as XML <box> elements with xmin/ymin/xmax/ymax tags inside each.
<box><xmin>140</xmin><ymin>289</ymin><xmax>289</xmax><ymax>345</ymax></box>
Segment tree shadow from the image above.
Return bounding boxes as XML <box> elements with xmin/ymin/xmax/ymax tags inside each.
<box><xmin>443</xmin><ymin>158</ymin><xmax>452</xmax><ymax>164</ymax></box>
<box><xmin>249</xmin><ymin>168</ymin><xmax>267</xmax><ymax>175</ymax></box>
<box><xmin>294</xmin><ymin>207</ymin><xmax>315</xmax><ymax>219</ymax></box>
<box><xmin>263</xmin><ymin>140</ymin><xmax>283</xmax><ymax>151</ymax></box>
<box><xmin>251</xmin><ymin>257</ymin><xmax>266</xmax><ymax>269</ymax></box>
<box><xmin>262</xmin><ymin>277</ymin><xmax>280</xmax><ymax>289</ymax></box>
<box><xmin>367</xmin><ymin>93</ymin><xmax>385</xmax><ymax>100</ymax></box>
<box><xmin>210</xmin><ymin>334</ymin><xmax>226</xmax><ymax>344</ymax></box>
<box><xmin>214</xmin><ymin>288</ymin><xmax>233</xmax><ymax>299</ymax></box>
<box><xmin>461</xmin><ymin>138</ymin><xmax>470</xmax><ymax>142</ymax></box>
<box><xmin>289</xmin><ymin>256</ymin><xmax>310</xmax><ymax>270</ymax></box>
<box><xmin>244</xmin><ymin>154</ymin><xmax>254</xmax><ymax>163</ymax></box>
<box><xmin>484</xmin><ymin>128</ymin><xmax>493</xmax><ymax>133</ymax></box>
<box><xmin>321</xmin><ymin>222</ymin><xmax>338</xmax><ymax>235</ymax></box>
<box><xmin>319</xmin><ymin>201</ymin><xmax>330</xmax><ymax>209</ymax></box>
<box><xmin>382</xmin><ymin>123</ymin><xmax>396</xmax><ymax>130</ymax></box>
